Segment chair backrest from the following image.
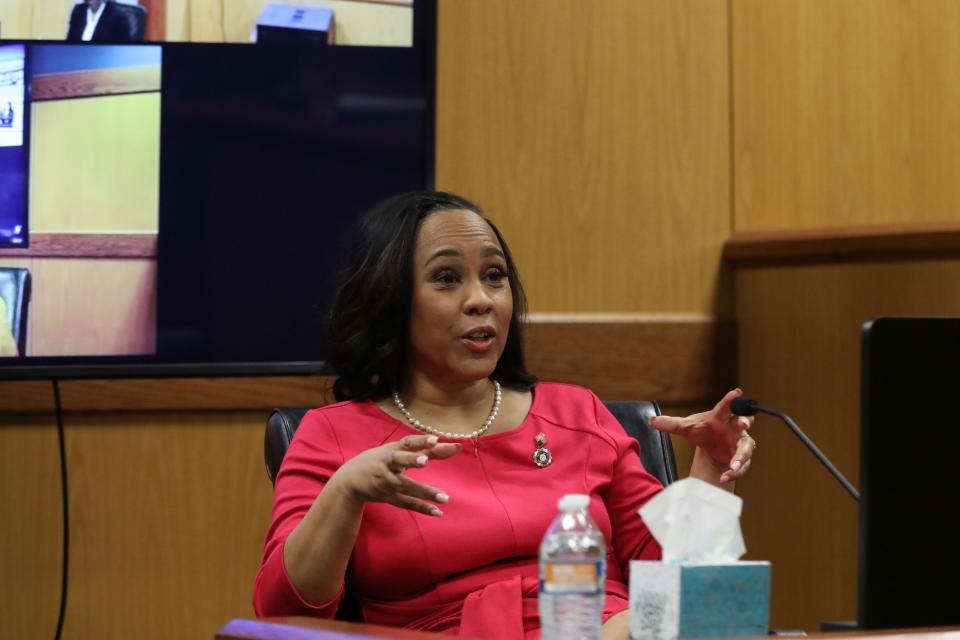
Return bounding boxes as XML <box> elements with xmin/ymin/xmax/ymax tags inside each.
<box><xmin>264</xmin><ymin>401</ymin><xmax>678</xmax><ymax>487</ymax></box>
<box><xmin>0</xmin><ymin>267</ymin><xmax>31</xmax><ymax>356</ymax></box>
<box><xmin>112</xmin><ymin>2</ymin><xmax>148</xmax><ymax>40</ymax></box>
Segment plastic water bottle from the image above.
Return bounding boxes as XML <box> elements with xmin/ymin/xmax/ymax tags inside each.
<box><xmin>539</xmin><ymin>494</ymin><xmax>606</xmax><ymax>639</ymax></box>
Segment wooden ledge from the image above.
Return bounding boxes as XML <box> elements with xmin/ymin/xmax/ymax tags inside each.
<box><xmin>0</xmin><ymin>233</ymin><xmax>157</xmax><ymax>258</ymax></box>
<box><xmin>31</xmin><ymin>65</ymin><xmax>161</xmax><ymax>101</ymax></box>
<box><xmin>0</xmin><ymin>376</ymin><xmax>333</xmax><ymax>413</ymax></box>
<box><xmin>0</xmin><ymin>314</ymin><xmax>735</xmax><ymax>413</ymax></box>
<box><xmin>723</xmin><ymin>222</ymin><xmax>960</xmax><ymax>266</ymax></box>
<box><xmin>525</xmin><ymin>313</ymin><xmax>736</xmax><ymax>404</ymax></box>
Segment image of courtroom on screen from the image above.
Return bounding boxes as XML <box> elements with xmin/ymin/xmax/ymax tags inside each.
<box><xmin>0</xmin><ymin>44</ymin><xmax>27</xmax><ymax>249</ymax></box>
<box><xmin>0</xmin><ymin>43</ymin><xmax>161</xmax><ymax>359</ymax></box>
<box><xmin>0</xmin><ymin>0</ymin><xmax>414</xmax><ymax>47</ymax></box>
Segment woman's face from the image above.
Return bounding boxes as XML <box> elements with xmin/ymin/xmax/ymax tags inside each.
<box><xmin>408</xmin><ymin>209</ymin><xmax>513</xmax><ymax>386</ymax></box>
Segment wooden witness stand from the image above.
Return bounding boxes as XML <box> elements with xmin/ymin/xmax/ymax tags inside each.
<box><xmin>216</xmin><ymin>618</ymin><xmax>960</xmax><ymax>640</ymax></box>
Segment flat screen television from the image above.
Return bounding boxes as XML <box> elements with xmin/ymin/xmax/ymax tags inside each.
<box><xmin>0</xmin><ymin>0</ymin><xmax>435</xmax><ymax>379</ymax></box>
<box><xmin>859</xmin><ymin>317</ymin><xmax>960</xmax><ymax>629</ymax></box>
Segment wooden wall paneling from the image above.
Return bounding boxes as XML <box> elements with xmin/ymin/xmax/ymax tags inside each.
<box><xmin>31</xmin><ymin>93</ymin><xmax>160</xmax><ymax>233</ymax></box>
<box><xmin>59</xmin><ymin>410</ymin><xmax>273</xmax><ymax>639</ymax></box>
<box><xmin>186</xmin><ymin>0</ymin><xmax>224</xmax><ymax>41</ymax></box>
<box><xmin>27</xmin><ymin>258</ymin><xmax>156</xmax><ymax>357</ymax></box>
<box><xmin>0</xmin><ymin>0</ymin><xmax>33</xmax><ymax>39</ymax></box>
<box><xmin>165</xmin><ymin>0</ymin><xmax>188</xmax><ymax>40</ymax></box>
<box><xmin>35</xmin><ymin>0</ymin><xmax>72</xmax><ymax>40</ymax></box>
<box><xmin>1</xmin><ymin>255</ymin><xmax>156</xmax><ymax>358</ymax></box>
<box><xmin>0</xmin><ymin>413</ymin><xmax>62</xmax><ymax>640</ymax></box>
<box><xmin>0</xmin><ymin>0</ymin><xmax>70</xmax><ymax>40</ymax></box>
<box><xmin>733</xmin><ymin>0</ymin><xmax>960</xmax><ymax>231</ymax></box>
<box><xmin>436</xmin><ymin>0</ymin><xmax>731</xmax><ymax>314</ymax></box>
<box><xmin>525</xmin><ymin>313</ymin><xmax>737</xmax><ymax>404</ymax></box>
<box><xmin>735</xmin><ymin>259</ymin><xmax>960</xmax><ymax>631</ymax></box>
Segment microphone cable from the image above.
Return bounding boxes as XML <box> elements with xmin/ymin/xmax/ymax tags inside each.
<box><xmin>52</xmin><ymin>379</ymin><xmax>69</xmax><ymax>640</ymax></box>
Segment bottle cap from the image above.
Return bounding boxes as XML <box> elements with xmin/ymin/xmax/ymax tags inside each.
<box><xmin>558</xmin><ymin>494</ymin><xmax>590</xmax><ymax>511</ymax></box>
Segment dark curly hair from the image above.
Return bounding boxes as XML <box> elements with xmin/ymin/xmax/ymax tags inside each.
<box><xmin>326</xmin><ymin>190</ymin><xmax>537</xmax><ymax>401</ymax></box>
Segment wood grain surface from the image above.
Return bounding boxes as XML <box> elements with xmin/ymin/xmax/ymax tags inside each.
<box><xmin>436</xmin><ymin>0</ymin><xmax>731</xmax><ymax>315</ymax></box>
<box><xmin>0</xmin><ymin>234</ymin><xmax>158</xmax><ymax>259</ymax></box>
<box><xmin>64</xmin><ymin>410</ymin><xmax>271</xmax><ymax>638</ymax></box>
<box><xmin>735</xmin><ymin>259</ymin><xmax>960</xmax><ymax>630</ymax></box>
<box><xmin>526</xmin><ymin>314</ymin><xmax>737</xmax><ymax>404</ymax></box>
<box><xmin>31</xmin><ymin>66</ymin><xmax>162</xmax><ymax>102</ymax></box>
<box><xmin>24</xmin><ymin>258</ymin><xmax>156</xmax><ymax>357</ymax></box>
<box><xmin>0</xmin><ymin>413</ymin><xmax>62</xmax><ymax>640</ymax></box>
<box><xmin>733</xmin><ymin>0</ymin><xmax>960</xmax><ymax>231</ymax></box>
<box><xmin>724</xmin><ymin>222</ymin><xmax>960</xmax><ymax>266</ymax></box>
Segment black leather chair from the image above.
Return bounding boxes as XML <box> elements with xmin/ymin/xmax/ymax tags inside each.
<box><xmin>0</xmin><ymin>267</ymin><xmax>31</xmax><ymax>356</ymax></box>
<box><xmin>264</xmin><ymin>401</ymin><xmax>678</xmax><ymax>487</ymax></box>
<box><xmin>113</xmin><ymin>2</ymin><xmax>148</xmax><ymax>41</ymax></box>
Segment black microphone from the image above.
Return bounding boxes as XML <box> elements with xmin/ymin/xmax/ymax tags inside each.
<box><xmin>731</xmin><ymin>396</ymin><xmax>861</xmax><ymax>502</ymax></box>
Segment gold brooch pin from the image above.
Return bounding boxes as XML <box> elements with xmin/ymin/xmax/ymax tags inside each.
<box><xmin>533</xmin><ymin>432</ymin><xmax>553</xmax><ymax>468</ymax></box>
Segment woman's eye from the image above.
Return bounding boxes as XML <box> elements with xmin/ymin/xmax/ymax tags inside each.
<box><xmin>485</xmin><ymin>268</ymin><xmax>508</xmax><ymax>283</ymax></box>
<box><xmin>433</xmin><ymin>269</ymin><xmax>459</xmax><ymax>285</ymax></box>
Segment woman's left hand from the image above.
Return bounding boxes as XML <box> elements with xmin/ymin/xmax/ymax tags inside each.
<box><xmin>649</xmin><ymin>388</ymin><xmax>756</xmax><ymax>483</ymax></box>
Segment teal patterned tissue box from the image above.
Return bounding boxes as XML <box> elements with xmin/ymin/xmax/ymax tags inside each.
<box><xmin>629</xmin><ymin>561</ymin><xmax>770</xmax><ymax>639</ymax></box>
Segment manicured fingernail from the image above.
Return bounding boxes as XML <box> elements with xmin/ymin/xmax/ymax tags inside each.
<box><xmin>427</xmin><ymin>436</ymin><xmax>438</xmax><ymax>445</ymax></box>
<box><xmin>730</xmin><ymin>460</ymin><xmax>742</xmax><ymax>471</ymax></box>
<box><xmin>721</xmin><ymin>474</ymin><xmax>730</xmax><ymax>483</ymax></box>
<box><xmin>430</xmin><ymin>507</ymin><xmax>443</xmax><ymax>517</ymax></box>
<box><xmin>435</xmin><ymin>492</ymin><xmax>449</xmax><ymax>503</ymax></box>
<box><xmin>416</xmin><ymin>455</ymin><xmax>428</xmax><ymax>466</ymax></box>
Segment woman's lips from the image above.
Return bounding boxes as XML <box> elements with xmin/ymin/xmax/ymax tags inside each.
<box><xmin>461</xmin><ymin>335</ymin><xmax>495</xmax><ymax>353</ymax></box>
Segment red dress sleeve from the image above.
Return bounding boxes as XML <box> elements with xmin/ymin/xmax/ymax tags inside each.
<box><xmin>591</xmin><ymin>392</ymin><xmax>664</xmax><ymax>577</ymax></box>
<box><xmin>252</xmin><ymin>410</ymin><xmax>346</xmax><ymax>618</ymax></box>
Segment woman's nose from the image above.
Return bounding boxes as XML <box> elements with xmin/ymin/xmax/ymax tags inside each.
<box><xmin>463</xmin><ymin>280</ymin><xmax>494</xmax><ymax>315</ymax></box>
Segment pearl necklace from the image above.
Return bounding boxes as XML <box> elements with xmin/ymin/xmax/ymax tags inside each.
<box><xmin>392</xmin><ymin>380</ymin><xmax>502</xmax><ymax>440</ymax></box>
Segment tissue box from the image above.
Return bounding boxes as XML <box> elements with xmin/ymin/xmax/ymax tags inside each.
<box><xmin>629</xmin><ymin>561</ymin><xmax>770</xmax><ymax>639</ymax></box>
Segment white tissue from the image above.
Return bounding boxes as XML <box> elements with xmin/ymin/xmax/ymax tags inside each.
<box><xmin>638</xmin><ymin>478</ymin><xmax>746</xmax><ymax>563</ymax></box>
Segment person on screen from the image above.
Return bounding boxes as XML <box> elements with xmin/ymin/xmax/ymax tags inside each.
<box><xmin>66</xmin><ymin>0</ymin><xmax>139</xmax><ymax>42</ymax></box>
<box><xmin>0</xmin><ymin>296</ymin><xmax>17</xmax><ymax>357</ymax></box>
<box><xmin>0</xmin><ymin>102</ymin><xmax>13</xmax><ymax>128</ymax></box>
<box><xmin>253</xmin><ymin>191</ymin><xmax>758</xmax><ymax>638</ymax></box>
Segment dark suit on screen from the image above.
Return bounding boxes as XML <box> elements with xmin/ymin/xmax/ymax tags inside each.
<box><xmin>66</xmin><ymin>1</ymin><xmax>141</xmax><ymax>42</ymax></box>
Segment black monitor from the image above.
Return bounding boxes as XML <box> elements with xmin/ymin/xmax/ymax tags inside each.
<box><xmin>859</xmin><ymin>317</ymin><xmax>960</xmax><ymax>629</ymax></box>
<box><xmin>0</xmin><ymin>0</ymin><xmax>436</xmax><ymax>379</ymax></box>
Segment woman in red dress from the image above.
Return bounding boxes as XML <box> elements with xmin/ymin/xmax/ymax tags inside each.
<box><xmin>253</xmin><ymin>191</ymin><xmax>756</xmax><ymax>638</ymax></box>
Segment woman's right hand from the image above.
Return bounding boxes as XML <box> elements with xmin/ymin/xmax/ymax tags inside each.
<box><xmin>328</xmin><ymin>434</ymin><xmax>461</xmax><ymax>516</ymax></box>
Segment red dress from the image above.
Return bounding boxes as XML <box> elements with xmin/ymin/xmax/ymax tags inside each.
<box><xmin>253</xmin><ymin>382</ymin><xmax>663</xmax><ymax>637</ymax></box>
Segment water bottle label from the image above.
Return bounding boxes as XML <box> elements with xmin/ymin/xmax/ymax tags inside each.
<box><xmin>540</xmin><ymin>561</ymin><xmax>605</xmax><ymax>595</ymax></box>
